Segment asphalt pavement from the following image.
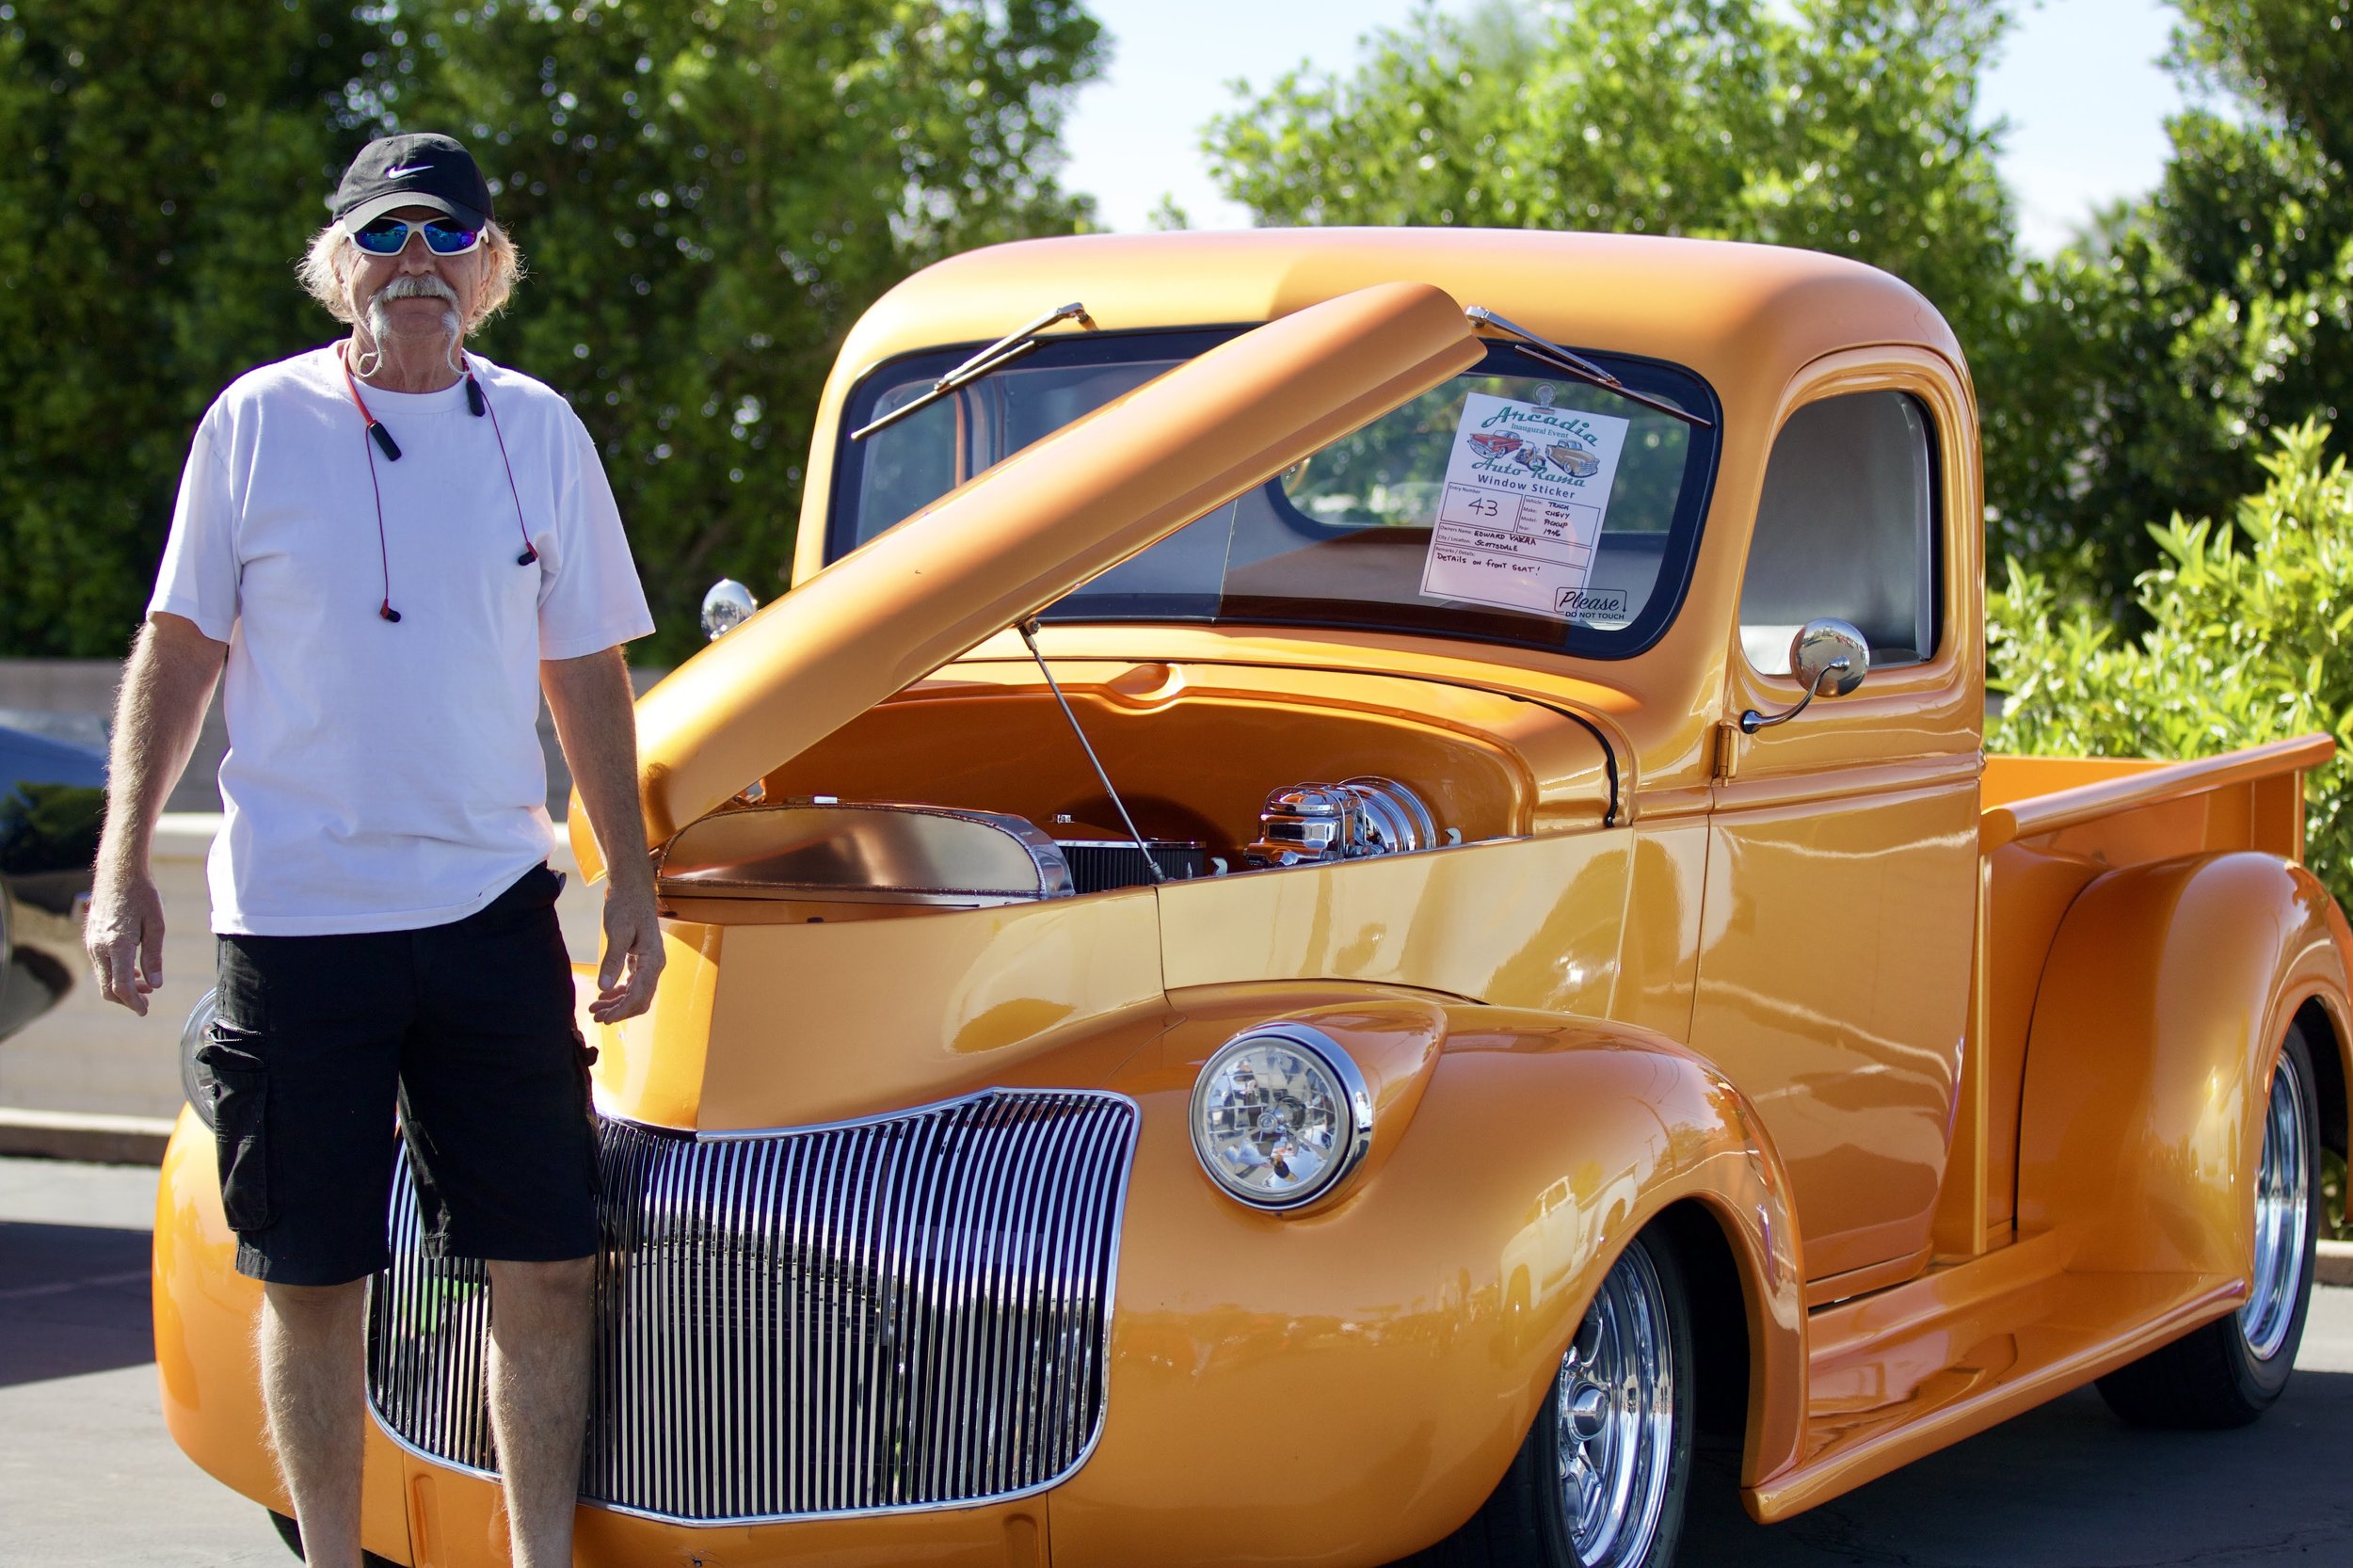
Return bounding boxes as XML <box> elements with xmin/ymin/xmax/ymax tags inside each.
<box><xmin>6</xmin><ymin>1153</ymin><xmax>2352</xmax><ymax>1567</ymax></box>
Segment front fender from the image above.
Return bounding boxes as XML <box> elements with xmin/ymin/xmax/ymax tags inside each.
<box><xmin>152</xmin><ymin>1109</ymin><xmax>416</xmax><ymax>1560</ymax></box>
<box><xmin>2016</xmin><ymin>852</ymin><xmax>2353</xmax><ymax>1275</ymax></box>
<box><xmin>1050</xmin><ymin>991</ymin><xmax>1804</xmax><ymax>1568</ymax></box>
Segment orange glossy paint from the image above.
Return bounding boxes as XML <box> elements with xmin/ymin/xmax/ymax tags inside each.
<box><xmin>159</xmin><ymin>229</ymin><xmax>2353</xmax><ymax>1565</ymax></box>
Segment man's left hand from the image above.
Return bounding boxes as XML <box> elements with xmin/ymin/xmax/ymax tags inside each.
<box><xmin>591</xmin><ymin>878</ymin><xmax>665</xmax><ymax>1023</ymax></box>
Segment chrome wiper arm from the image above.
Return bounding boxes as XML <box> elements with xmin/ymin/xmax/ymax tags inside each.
<box><xmin>849</xmin><ymin>301</ymin><xmax>1098</xmax><ymax>441</ymax></box>
<box><xmin>1465</xmin><ymin>305</ymin><xmax>1714</xmax><ymax>429</ymax></box>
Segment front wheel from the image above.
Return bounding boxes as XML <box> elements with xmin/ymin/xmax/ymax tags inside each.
<box><xmin>1404</xmin><ymin>1231</ymin><xmax>1693</xmax><ymax>1568</ymax></box>
<box><xmin>2095</xmin><ymin>1021</ymin><xmax>2321</xmax><ymax>1429</ymax></box>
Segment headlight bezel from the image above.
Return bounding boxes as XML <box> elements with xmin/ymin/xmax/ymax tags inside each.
<box><xmin>179</xmin><ymin>987</ymin><xmax>219</xmax><ymax>1129</ymax></box>
<box><xmin>1188</xmin><ymin>1023</ymin><xmax>1375</xmax><ymax>1211</ymax></box>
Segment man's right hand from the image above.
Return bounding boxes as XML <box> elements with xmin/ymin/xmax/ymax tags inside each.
<box><xmin>85</xmin><ymin>612</ymin><xmax>228</xmax><ymax>1019</ymax></box>
<box><xmin>85</xmin><ymin>859</ymin><xmax>168</xmax><ymax>1016</ymax></box>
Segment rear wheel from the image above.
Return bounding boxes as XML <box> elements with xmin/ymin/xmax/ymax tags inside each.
<box><xmin>2095</xmin><ymin>1022</ymin><xmax>2321</xmax><ymax>1429</ymax></box>
<box><xmin>1401</xmin><ymin>1231</ymin><xmax>1693</xmax><ymax>1567</ymax></box>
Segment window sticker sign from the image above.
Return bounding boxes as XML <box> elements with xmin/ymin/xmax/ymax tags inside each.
<box><xmin>1419</xmin><ymin>392</ymin><xmax>1631</xmax><ymax>618</ymax></box>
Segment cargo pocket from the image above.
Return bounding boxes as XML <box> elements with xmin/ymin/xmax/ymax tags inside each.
<box><xmin>196</xmin><ymin>1025</ymin><xmax>273</xmax><ymax>1233</ymax></box>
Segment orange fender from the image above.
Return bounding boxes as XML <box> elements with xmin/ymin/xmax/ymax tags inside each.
<box><xmin>2016</xmin><ymin>853</ymin><xmax>2353</xmax><ymax>1275</ymax></box>
<box><xmin>152</xmin><ymin>1109</ymin><xmax>416</xmax><ymax>1560</ymax></box>
<box><xmin>1048</xmin><ymin>990</ymin><xmax>1805</xmax><ymax>1568</ymax></box>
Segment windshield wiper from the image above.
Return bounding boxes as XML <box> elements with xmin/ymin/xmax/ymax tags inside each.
<box><xmin>849</xmin><ymin>301</ymin><xmax>1098</xmax><ymax>441</ymax></box>
<box><xmin>1465</xmin><ymin>305</ymin><xmax>1714</xmax><ymax>429</ymax></box>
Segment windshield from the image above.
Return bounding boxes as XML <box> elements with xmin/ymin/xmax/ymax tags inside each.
<box><xmin>829</xmin><ymin>329</ymin><xmax>1721</xmax><ymax>657</ymax></box>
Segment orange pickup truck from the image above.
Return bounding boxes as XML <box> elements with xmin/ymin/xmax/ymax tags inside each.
<box><xmin>158</xmin><ymin>230</ymin><xmax>2351</xmax><ymax>1568</ymax></box>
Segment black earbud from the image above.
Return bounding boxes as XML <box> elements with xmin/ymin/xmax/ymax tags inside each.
<box><xmin>379</xmin><ymin>603</ymin><xmax>402</xmax><ymax>623</ymax></box>
<box><xmin>465</xmin><ymin>376</ymin><xmax>486</xmax><ymax>417</ymax></box>
<box><xmin>369</xmin><ymin>422</ymin><xmax>402</xmax><ymax>461</ymax></box>
<box><xmin>516</xmin><ymin>547</ymin><xmax>538</xmax><ymax>566</ymax></box>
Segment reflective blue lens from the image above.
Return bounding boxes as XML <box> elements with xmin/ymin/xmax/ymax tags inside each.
<box><xmin>352</xmin><ymin>219</ymin><xmax>413</xmax><ymax>255</ymax></box>
<box><xmin>349</xmin><ymin>218</ymin><xmax>483</xmax><ymax>256</ymax></box>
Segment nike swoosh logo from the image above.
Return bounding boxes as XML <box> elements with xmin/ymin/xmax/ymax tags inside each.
<box><xmin>383</xmin><ymin>164</ymin><xmax>432</xmax><ymax>178</ymax></box>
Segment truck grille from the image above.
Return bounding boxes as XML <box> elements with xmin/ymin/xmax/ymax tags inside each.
<box><xmin>366</xmin><ymin>1090</ymin><xmax>1137</xmax><ymax>1523</ymax></box>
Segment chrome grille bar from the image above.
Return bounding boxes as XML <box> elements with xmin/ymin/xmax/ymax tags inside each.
<box><xmin>366</xmin><ymin>1089</ymin><xmax>1137</xmax><ymax>1524</ymax></box>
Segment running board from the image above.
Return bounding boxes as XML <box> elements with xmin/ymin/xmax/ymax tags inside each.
<box><xmin>1747</xmin><ymin>1235</ymin><xmax>2244</xmax><ymax>1522</ymax></box>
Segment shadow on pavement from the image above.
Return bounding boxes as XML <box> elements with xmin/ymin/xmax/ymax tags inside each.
<box><xmin>1681</xmin><ymin>1374</ymin><xmax>2353</xmax><ymax>1565</ymax></box>
<box><xmin>0</xmin><ymin>1218</ymin><xmax>156</xmax><ymax>1385</ymax></box>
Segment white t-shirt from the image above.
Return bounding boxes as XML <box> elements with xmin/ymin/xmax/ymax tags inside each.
<box><xmin>150</xmin><ymin>344</ymin><xmax>655</xmax><ymax>936</ymax></box>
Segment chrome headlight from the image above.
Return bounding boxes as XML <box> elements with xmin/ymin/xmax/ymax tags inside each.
<box><xmin>179</xmin><ymin>987</ymin><xmax>219</xmax><ymax>1129</ymax></box>
<box><xmin>1189</xmin><ymin>1024</ymin><xmax>1374</xmax><ymax>1209</ymax></box>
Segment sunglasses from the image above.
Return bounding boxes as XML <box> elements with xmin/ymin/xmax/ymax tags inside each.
<box><xmin>349</xmin><ymin>216</ymin><xmax>483</xmax><ymax>257</ymax></box>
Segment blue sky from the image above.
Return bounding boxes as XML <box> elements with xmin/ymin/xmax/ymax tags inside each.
<box><xmin>1059</xmin><ymin>0</ymin><xmax>2188</xmax><ymax>255</ymax></box>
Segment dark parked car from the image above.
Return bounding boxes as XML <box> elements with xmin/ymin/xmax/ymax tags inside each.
<box><xmin>0</xmin><ymin>722</ymin><xmax>104</xmax><ymax>1040</ymax></box>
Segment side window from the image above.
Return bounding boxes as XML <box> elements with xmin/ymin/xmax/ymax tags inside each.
<box><xmin>1738</xmin><ymin>391</ymin><xmax>1939</xmax><ymax>675</ymax></box>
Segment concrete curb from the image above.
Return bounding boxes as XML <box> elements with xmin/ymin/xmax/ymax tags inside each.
<box><xmin>0</xmin><ymin>1106</ymin><xmax>177</xmax><ymax>1165</ymax></box>
<box><xmin>2320</xmin><ymin>1239</ymin><xmax>2353</xmax><ymax>1288</ymax></box>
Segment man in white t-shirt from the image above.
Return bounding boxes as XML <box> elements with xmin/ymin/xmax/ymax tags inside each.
<box><xmin>83</xmin><ymin>134</ymin><xmax>658</xmax><ymax>1568</ymax></box>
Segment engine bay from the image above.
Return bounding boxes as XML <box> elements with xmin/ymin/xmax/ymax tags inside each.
<box><xmin>641</xmin><ymin>659</ymin><xmax>1612</xmax><ymax>920</ymax></box>
<box><xmin>655</xmin><ymin>775</ymin><xmax>1460</xmax><ymax>913</ymax></box>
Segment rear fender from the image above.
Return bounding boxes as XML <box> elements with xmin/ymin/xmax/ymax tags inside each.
<box><xmin>1053</xmin><ymin>991</ymin><xmax>1805</xmax><ymax>1568</ymax></box>
<box><xmin>2016</xmin><ymin>853</ymin><xmax>2353</xmax><ymax>1274</ymax></box>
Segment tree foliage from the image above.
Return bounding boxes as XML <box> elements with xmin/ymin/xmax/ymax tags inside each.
<box><xmin>1989</xmin><ymin>421</ymin><xmax>2353</xmax><ymax>906</ymax></box>
<box><xmin>1204</xmin><ymin>0</ymin><xmax>2018</xmax><ymax>357</ymax></box>
<box><xmin>1987</xmin><ymin>0</ymin><xmax>2353</xmax><ymax>599</ymax></box>
<box><xmin>0</xmin><ymin>0</ymin><xmax>376</xmax><ymax>656</ymax></box>
<box><xmin>0</xmin><ymin>0</ymin><xmax>1103</xmax><ymax>662</ymax></box>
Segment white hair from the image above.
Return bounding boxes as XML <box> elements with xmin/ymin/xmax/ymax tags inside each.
<box><xmin>296</xmin><ymin>218</ymin><xmax>524</xmax><ymax>329</ymax></box>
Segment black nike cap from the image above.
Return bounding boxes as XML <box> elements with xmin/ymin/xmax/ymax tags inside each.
<box><xmin>330</xmin><ymin>133</ymin><xmax>493</xmax><ymax>233</ymax></box>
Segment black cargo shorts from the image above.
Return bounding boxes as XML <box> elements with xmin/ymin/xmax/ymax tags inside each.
<box><xmin>198</xmin><ymin>862</ymin><xmax>600</xmax><ymax>1287</ymax></box>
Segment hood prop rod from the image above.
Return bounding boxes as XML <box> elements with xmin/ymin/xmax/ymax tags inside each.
<box><xmin>1018</xmin><ymin>617</ymin><xmax>1166</xmax><ymax>884</ymax></box>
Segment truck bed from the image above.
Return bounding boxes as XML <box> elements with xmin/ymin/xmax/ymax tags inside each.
<box><xmin>1982</xmin><ymin>733</ymin><xmax>2331</xmax><ymax>860</ymax></box>
<box><xmin>1958</xmin><ymin>732</ymin><xmax>2335</xmax><ymax>1253</ymax></box>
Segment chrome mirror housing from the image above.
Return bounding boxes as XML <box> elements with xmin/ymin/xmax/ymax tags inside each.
<box><xmin>1740</xmin><ymin>617</ymin><xmax>1869</xmax><ymax>734</ymax></box>
<box><xmin>700</xmin><ymin>579</ymin><xmax>759</xmax><ymax>641</ymax></box>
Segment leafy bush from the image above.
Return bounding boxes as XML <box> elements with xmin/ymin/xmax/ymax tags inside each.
<box><xmin>1989</xmin><ymin>420</ymin><xmax>2353</xmax><ymax>911</ymax></box>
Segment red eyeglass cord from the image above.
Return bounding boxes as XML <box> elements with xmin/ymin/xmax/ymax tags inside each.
<box><xmin>338</xmin><ymin>345</ymin><xmax>536</xmax><ymax>623</ymax></box>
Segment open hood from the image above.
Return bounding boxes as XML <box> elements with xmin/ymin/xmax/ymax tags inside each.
<box><xmin>618</xmin><ymin>280</ymin><xmax>1481</xmax><ymax>855</ymax></box>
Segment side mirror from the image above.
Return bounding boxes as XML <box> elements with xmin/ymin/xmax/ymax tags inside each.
<box><xmin>1740</xmin><ymin>617</ymin><xmax>1869</xmax><ymax>734</ymax></box>
<box><xmin>700</xmin><ymin>579</ymin><xmax>759</xmax><ymax>641</ymax></box>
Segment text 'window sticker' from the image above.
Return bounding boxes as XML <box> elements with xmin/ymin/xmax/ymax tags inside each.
<box><xmin>1419</xmin><ymin>391</ymin><xmax>1632</xmax><ymax>620</ymax></box>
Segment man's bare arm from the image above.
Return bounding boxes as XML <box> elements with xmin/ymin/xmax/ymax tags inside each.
<box><xmin>541</xmin><ymin>647</ymin><xmax>664</xmax><ymax>1023</ymax></box>
<box><xmin>87</xmin><ymin>613</ymin><xmax>228</xmax><ymax>1015</ymax></box>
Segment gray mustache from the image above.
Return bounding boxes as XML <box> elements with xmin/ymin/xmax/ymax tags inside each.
<box><xmin>376</xmin><ymin>275</ymin><xmax>458</xmax><ymax>303</ymax></box>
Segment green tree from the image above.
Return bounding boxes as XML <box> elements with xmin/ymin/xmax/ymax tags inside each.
<box><xmin>374</xmin><ymin>0</ymin><xmax>1105</xmax><ymax>660</ymax></box>
<box><xmin>1984</xmin><ymin>0</ymin><xmax>2353</xmax><ymax>600</ymax></box>
<box><xmin>1204</xmin><ymin>0</ymin><xmax>2018</xmax><ymax>357</ymax></box>
<box><xmin>0</xmin><ymin>0</ymin><xmax>382</xmax><ymax>656</ymax></box>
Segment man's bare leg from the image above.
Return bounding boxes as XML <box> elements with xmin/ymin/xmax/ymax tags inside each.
<box><xmin>486</xmin><ymin>1256</ymin><xmax>595</xmax><ymax>1568</ymax></box>
<box><xmin>259</xmin><ymin>1280</ymin><xmax>370</xmax><ymax>1568</ymax></box>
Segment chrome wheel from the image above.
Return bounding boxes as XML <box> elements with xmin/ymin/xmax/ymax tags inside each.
<box><xmin>1555</xmin><ymin>1242</ymin><xmax>1676</xmax><ymax>1566</ymax></box>
<box><xmin>2240</xmin><ymin>1047</ymin><xmax>2313</xmax><ymax>1361</ymax></box>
